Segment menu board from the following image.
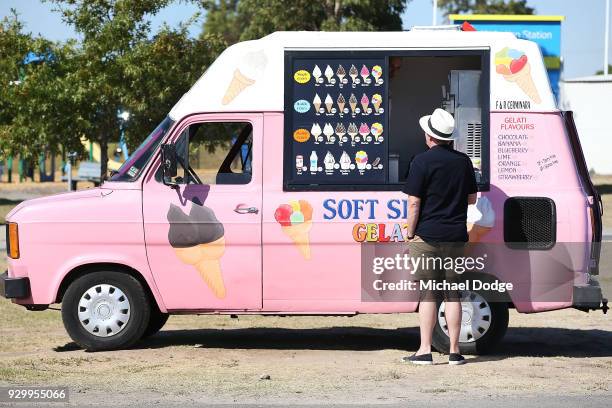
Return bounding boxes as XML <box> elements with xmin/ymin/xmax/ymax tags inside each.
<box><xmin>286</xmin><ymin>55</ymin><xmax>388</xmax><ymax>186</ymax></box>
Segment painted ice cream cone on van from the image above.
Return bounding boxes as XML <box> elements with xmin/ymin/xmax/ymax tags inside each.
<box><xmin>467</xmin><ymin>196</ymin><xmax>495</xmax><ymax>243</ymax></box>
<box><xmin>167</xmin><ymin>204</ymin><xmax>227</xmax><ymax>298</ymax></box>
<box><xmin>274</xmin><ymin>200</ymin><xmax>314</xmax><ymax>260</ymax></box>
<box><xmin>495</xmin><ymin>47</ymin><xmax>541</xmax><ymax>104</ymax></box>
<box><xmin>222</xmin><ymin>49</ymin><xmax>267</xmax><ymax>105</ymax></box>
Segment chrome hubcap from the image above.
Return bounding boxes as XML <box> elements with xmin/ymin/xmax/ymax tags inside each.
<box><xmin>78</xmin><ymin>284</ymin><xmax>130</xmax><ymax>337</ymax></box>
<box><xmin>438</xmin><ymin>291</ymin><xmax>492</xmax><ymax>343</ymax></box>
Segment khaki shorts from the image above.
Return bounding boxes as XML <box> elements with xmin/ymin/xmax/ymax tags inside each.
<box><xmin>409</xmin><ymin>235</ymin><xmax>465</xmax><ymax>302</ymax></box>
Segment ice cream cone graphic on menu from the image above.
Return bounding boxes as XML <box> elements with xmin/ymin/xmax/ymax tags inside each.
<box><xmin>337</xmin><ymin>93</ymin><xmax>346</xmax><ymax>113</ymax></box>
<box><xmin>360</xmin><ymin>93</ymin><xmax>369</xmax><ymax>112</ymax></box>
<box><xmin>274</xmin><ymin>200</ymin><xmax>314</xmax><ymax>260</ymax></box>
<box><xmin>467</xmin><ymin>196</ymin><xmax>495</xmax><ymax>243</ymax></box>
<box><xmin>222</xmin><ymin>49</ymin><xmax>267</xmax><ymax>105</ymax></box>
<box><xmin>313</xmin><ymin>94</ymin><xmax>322</xmax><ymax>113</ymax></box>
<box><xmin>349</xmin><ymin>94</ymin><xmax>358</xmax><ymax>114</ymax></box>
<box><xmin>349</xmin><ymin>64</ymin><xmax>358</xmax><ymax>83</ymax></box>
<box><xmin>347</xmin><ymin>122</ymin><xmax>358</xmax><ymax>142</ymax></box>
<box><xmin>371</xmin><ymin>93</ymin><xmax>382</xmax><ymax>113</ymax></box>
<box><xmin>167</xmin><ymin>204</ymin><xmax>226</xmax><ymax>298</ymax></box>
<box><xmin>495</xmin><ymin>47</ymin><xmax>541</xmax><ymax>104</ymax></box>
<box><xmin>325</xmin><ymin>94</ymin><xmax>334</xmax><ymax>113</ymax></box>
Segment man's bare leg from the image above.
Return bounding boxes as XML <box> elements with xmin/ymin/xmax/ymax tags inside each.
<box><xmin>444</xmin><ymin>300</ymin><xmax>462</xmax><ymax>354</ymax></box>
<box><xmin>416</xmin><ymin>300</ymin><xmax>437</xmax><ymax>355</ymax></box>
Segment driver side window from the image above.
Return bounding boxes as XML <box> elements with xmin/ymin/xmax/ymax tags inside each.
<box><xmin>161</xmin><ymin>121</ymin><xmax>253</xmax><ymax>185</ymax></box>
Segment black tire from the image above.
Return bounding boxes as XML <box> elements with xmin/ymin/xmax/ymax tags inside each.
<box><xmin>142</xmin><ymin>307</ymin><xmax>169</xmax><ymax>339</ymax></box>
<box><xmin>61</xmin><ymin>271</ymin><xmax>151</xmax><ymax>351</ymax></box>
<box><xmin>432</xmin><ymin>290</ymin><xmax>509</xmax><ymax>355</ymax></box>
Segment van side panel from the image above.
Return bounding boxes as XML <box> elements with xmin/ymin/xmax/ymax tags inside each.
<box><xmin>488</xmin><ymin>111</ymin><xmax>590</xmax><ymax>313</ymax></box>
<box><xmin>261</xmin><ymin>112</ymin><xmax>418</xmax><ymax>313</ymax></box>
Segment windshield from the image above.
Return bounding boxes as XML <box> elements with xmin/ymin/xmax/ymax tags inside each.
<box><xmin>110</xmin><ymin>116</ymin><xmax>174</xmax><ymax>182</ymax></box>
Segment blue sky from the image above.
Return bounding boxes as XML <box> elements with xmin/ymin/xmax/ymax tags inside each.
<box><xmin>1</xmin><ymin>0</ymin><xmax>609</xmax><ymax>78</ymax></box>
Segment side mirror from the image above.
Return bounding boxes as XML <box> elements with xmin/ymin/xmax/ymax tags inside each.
<box><xmin>161</xmin><ymin>144</ymin><xmax>178</xmax><ymax>186</ymax></box>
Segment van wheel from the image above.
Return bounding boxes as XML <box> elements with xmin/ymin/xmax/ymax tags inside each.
<box><xmin>432</xmin><ymin>290</ymin><xmax>509</xmax><ymax>355</ymax></box>
<box><xmin>61</xmin><ymin>271</ymin><xmax>151</xmax><ymax>351</ymax></box>
<box><xmin>142</xmin><ymin>308</ymin><xmax>169</xmax><ymax>338</ymax></box>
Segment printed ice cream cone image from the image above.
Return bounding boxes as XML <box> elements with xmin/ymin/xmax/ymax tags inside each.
<box><xmin>312</xmin><ymin>65</ymin><xmax>322</xmax><ymax>82</ymax></box>
<box><xmin>347</xmin><ymin>122</ymin><xmax>358</xmax><ymax>142</ymax></box>
<box><xmin>324</xmin><ymin>65</ymin><xmax>334</xmax><ymax>83</ymax></box>
<box><xmin>325</xmin><ymin>94</ymin><xmax>334</xmax><ymax>113</ymax></box>
<box><xmin>349</xmin><ymin>64</ymin><xmax>358</xmax><ymax>83</ymax></box>
<box><xmin>370</xmin><ymin>122</ymin><xmax>383</xmax><ymax>141</ymax></box>
<box><xmin>371</xmin><ymin>65</ymin><xmax>382</xmax><ymax>83</ymax></box>
<box><xmin>274</xmin><ymin>200</ymin><xmax>314</xmax><ymax>260</ymax></box>
<box><xmin>323</xmin><ymin>123</ymin><xmax>334</xmax><ymax>142</ymax></box>
<box><xmin>349</xmin><ymin>93</ymin><xmax>358</xmax><ymax>114</ymax></box>
<box><xmin>467</xmin><ymin>196</ymin><xmax>495</xmax><ymax>243</ymax></box>
<box><xmin>360</xmin><ymin>65</ymin><xmax>370</xmax><ymax>81</ymax></box>
<box><xmin>358</xmin><ymin>122</ymin><xmax>370</xmax><ymax>138</ymax></box>
<box><xmin>167</xmin><ymin>204</ymin><xmax>226</xmax><ymax>298</ymax></box>
<box><xmin>371</xmin><ymin>93</ymin><xmax>382</xmax><ymax>113</ymax></box>
<box><xmin>313</xmin><ymin>93</ymin><xmax>322</xmax><ymax>112</ymax></box>
<box><xmin>335</xmin><ymin>123</ymin><xmax>346</xmax><ymax>140</ymax></box>
<box><xmin>360</xmin><ymin>93</ymin><xmax>369</xmax><ymax>112</ymax></box>
<box><xmin>337</xmin><ymin>93</ymin><xmax>346</xmax><ymax>113</ymax></box>
<box><xmin>222</xmin><ymin>49</ymin><xmax>267</xmax><ymax>105</ymax></box>
<box><xmin>495</xmin><ymin>47</ymin><xmax>541</xmax><ymax>104</ymax></box>
<box><xmin>355</xmin><ymin>150</ymin><xmax>368</xmax><ymax>170</ymax></box>
<box><xmin>340</xmin><ymin>151</ymin><xmax>351</xmax><ymax>170</ymax></box>
<box><xmin>311</xmin><ymin>123</ymin><xmax>322</xmax><ymax>140</ymax></box>
<box><xmin>336</xmin><ymin>65</ymin><xmax>346</xmax><ymax>82</ymax></box>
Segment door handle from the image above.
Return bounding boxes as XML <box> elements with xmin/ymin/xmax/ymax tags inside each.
<box><xmin>234</xmin><ymin>204</ymin><xmax>259</xmax><ymax>214</ymax></box>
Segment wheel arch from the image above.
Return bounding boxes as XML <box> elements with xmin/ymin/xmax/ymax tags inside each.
<box><xmin>55</xmin><ymin>262</ymin><xmax>166</xmax><ymax>313</ymax></box>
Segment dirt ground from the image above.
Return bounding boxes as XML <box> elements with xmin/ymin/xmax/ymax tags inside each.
<box><xmin>0</xmin><ymin>259</ymin><xmax>610</xmax><ymax>406</ymax></box>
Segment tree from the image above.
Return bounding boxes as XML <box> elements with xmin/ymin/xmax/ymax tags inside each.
<box><xmin>0</xmin><ymin>11</ymin><xmax>83</xmax><ymax>163</ymax></box>
<box><xmin>595</xmin><ymin>65</ymin><xmax>612</xmax><ymax>75</ymax></box>
<box><xmin>201</xmin><ymin>0</ymin><xmax>408</xmax><ymax>44</ymax></box>
<box><xmin>44</xmin><ymin>0</ymin><xmax>227</xmax><ymax>179</ymax></box>
<box><xmin>438</xmin><ymin>0</ymin><xmax>534</xmax><ymax>16</ymax></box>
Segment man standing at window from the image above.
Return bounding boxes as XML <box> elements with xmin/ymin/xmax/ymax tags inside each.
<box><xmin>401</xmin><ymin>108</ymin><xmax>478</xmax><ymax>365</ymax></box>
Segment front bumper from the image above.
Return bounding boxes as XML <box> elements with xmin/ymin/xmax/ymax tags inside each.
<box><xmin>0</xmin><ymin>271</ymin><xmax>30</xmax><ymax>299</ymax></box>
<box><xmin>573</xmin><ymin>278</ymin><xmax>608</xmax><ymax>313</ymax></box>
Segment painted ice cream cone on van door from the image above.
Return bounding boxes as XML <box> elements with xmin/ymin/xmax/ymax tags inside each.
<box><xmin>222</xmin><ymin>49</ymin><xmax>268</xmax><ymax>105</ymax></box>
<box><xmin>467</xmin><ymin>196</ymin><xmax>495</xmax><ymax>243</ymax></box>
<box><xmin>167</xmin><ymin>204</ymin><xmax>227</xmax><ymax>298</ymax></box>
<box><xmin>274</xmin><ymin>200</ymin><xmax>314</xmax><ymax>260</ymax></box>
<box><xmin>495</xmin><ymin>47</ymin><xmax>541</xmax><ymax>104</ymax></box>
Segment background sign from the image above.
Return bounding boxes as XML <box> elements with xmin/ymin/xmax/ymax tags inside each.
<box><xmin>449</xmin><ymin>15</ymin><xmax>564</xmax><ymax>99</ymax></box>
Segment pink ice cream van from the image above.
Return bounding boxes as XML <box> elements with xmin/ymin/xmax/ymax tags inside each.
<box><xmin>1</xmin><ymin>30</ymin><xmax>607</xmax><ymax>352</ymax></box>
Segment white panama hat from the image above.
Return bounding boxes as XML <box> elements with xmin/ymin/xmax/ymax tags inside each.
<box><xmin>419</xmin><ymin>108</ymin><xmax>455</xmax><ymax>141</ymax></box>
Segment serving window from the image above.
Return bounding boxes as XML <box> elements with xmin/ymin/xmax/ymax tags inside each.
<box><xmin>283</xmin><ymin>50</ymin><xmax>490</xmax><ymax>191</ymax></box>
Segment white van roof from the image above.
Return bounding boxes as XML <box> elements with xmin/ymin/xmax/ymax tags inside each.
<box><xmin>169</xmin><ymin>30</ymin><xmax>556</xmax><ymax>120</ymax></box>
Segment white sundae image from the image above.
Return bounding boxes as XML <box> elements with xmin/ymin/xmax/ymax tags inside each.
<box><xmin>324</xmin><ymin>151</ymin><xmax>335</xmax><ymax>170</ymax></box>
<box><xmin>340</xmin><ymin>151</ymin><xmax>351</xmax><ymax>170</ymax></box>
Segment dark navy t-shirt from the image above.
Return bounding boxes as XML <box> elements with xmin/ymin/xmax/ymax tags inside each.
<box><xmin>402</xmin><ymin>145</ymin><xmax>478</xmax><ymax>243</ymax></box>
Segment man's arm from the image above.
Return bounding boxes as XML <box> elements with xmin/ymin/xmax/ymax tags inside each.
<box><xmin>406</xmin><ymin>195</ymin><xmax>421</xmax><ymax>238</ymax></box>
<box><xmin>468</xmin><ymin>193</ymin><xmax>477</xmax><ymax>205</ymax></box>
